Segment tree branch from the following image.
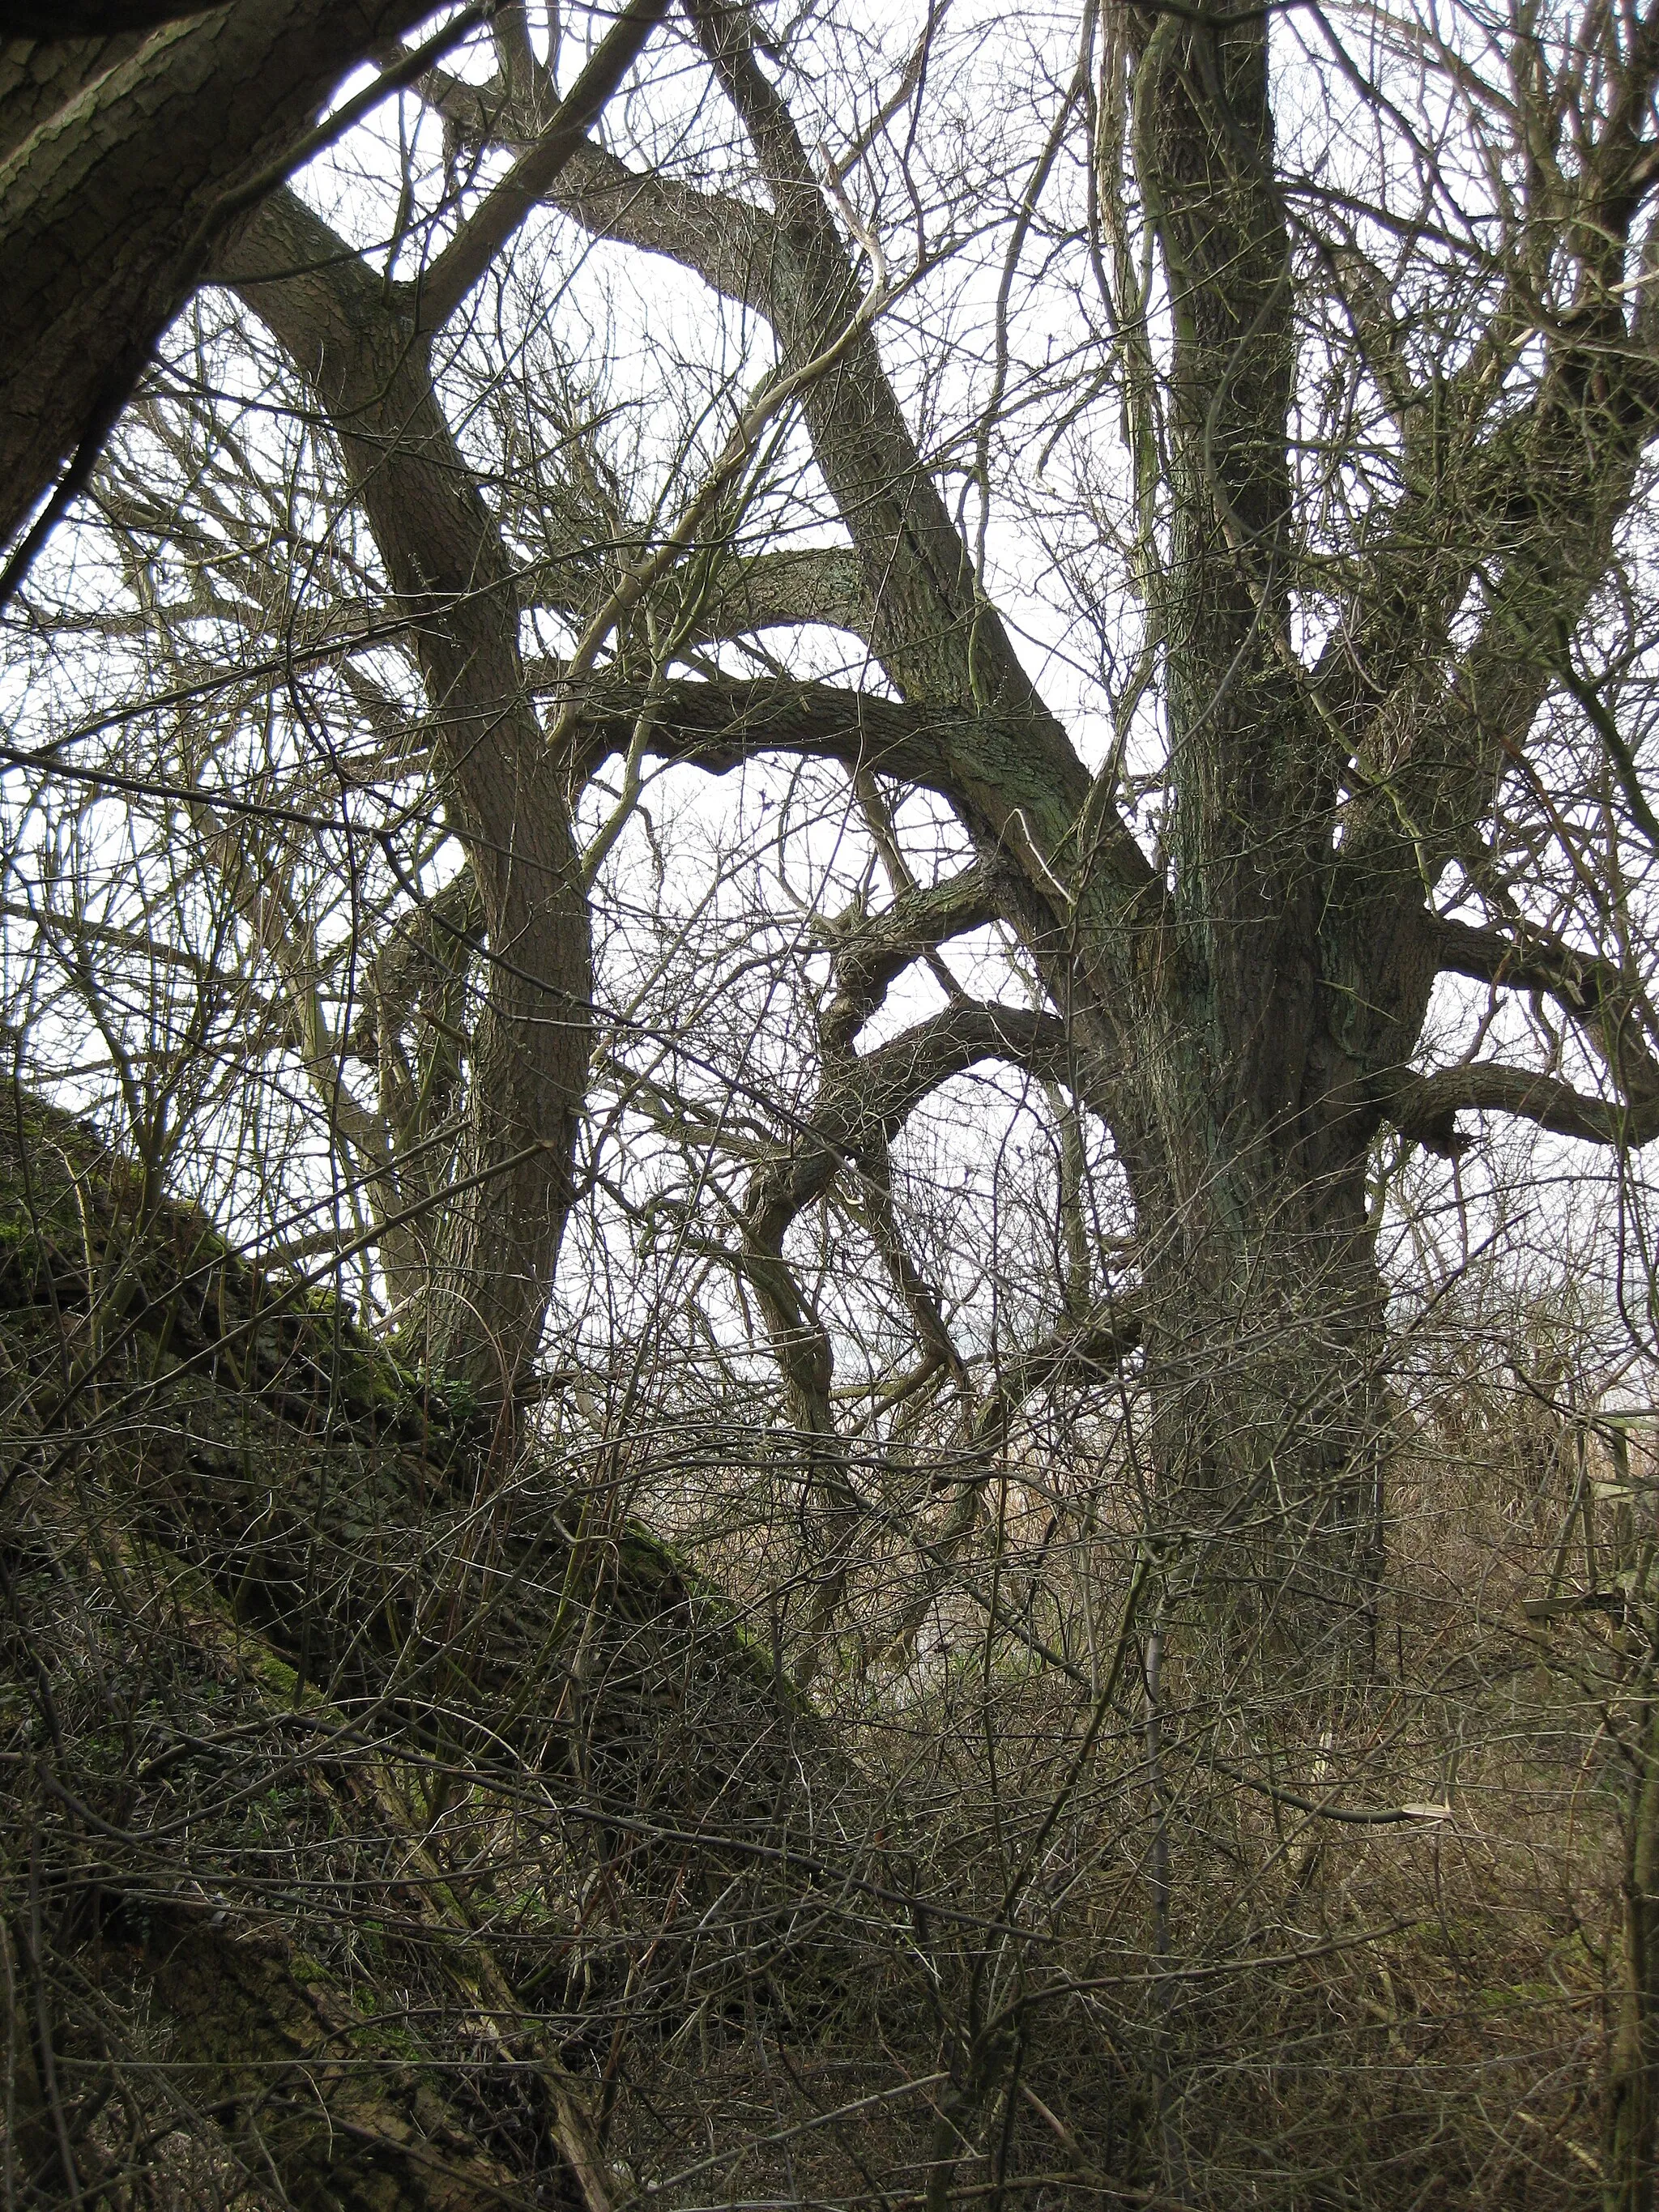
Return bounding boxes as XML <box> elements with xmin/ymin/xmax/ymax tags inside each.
<box><xmin>410</xmin><ymin>0</ymin><xmax>672</xmax><ymax>334</ymax></box>
<box><xmin>569</xmin><ymin>672</ymin><xmax>1087</xmax><ymax>821</ymax></box>
<box><xmin>1390</xmin><ymin>1059</ymin><xmax>1659</xmax><ymax>1149</ymax></box>
<box><xmin>744</xmin><ymin>1000</ymin><xmax>1068</xmax><ymax>1255</ymax></box>
<box><xmin>818</xmin><ymin>865</ymin><xmax>1000</xmax><ymax>1056</ymax></box>
<box><xmin>1431</xmin><ymin>910</ymin><xmax>1659</xmax><ymax>1103</ymax></box>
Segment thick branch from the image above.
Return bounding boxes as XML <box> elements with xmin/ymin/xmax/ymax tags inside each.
<box><xmin>819</xmin><ymin>865</ymin><xmax>1000</xmax><ymax>1056</ymax></box>
<box><xmin>0</xmin><ymin>0</ymin><xmax>435</xmax><ymax>555</ymax></box>
<box><xmin>571</xmin><ymin>671</ymin><xmax>1079</xmax><ymax>816</ymax></box>
<box><xmin>1433</xmin><ymin>913</ymin><xmax>1659</xmax><ymax>1101</ymax></box>
<box><xmin>539</xmin><ymin>135</ymin><xmax>779</xmax><ymax>312</ymax></box>
<box><xmin>410</xmin><ymin>0</ymin><xmax>671</xmax><ymax>334</ymax></box>
<box><xmin>684</xmin><ymin>543</ymin><xmax>870</xmax><ymax>641</ymax></box>
<box><xmin>228</xmin><ymin>186</ymin><xmax>591</xmax><ymax>1399</ymax></box>
<box><xmin>1391</xmin><ymin>1060</ymin><xmax>1659</xmax><ymax>1149</ymax></box>
<box><xmin>734</xmin><ymin>997</ymin><xmax>1065</xmax><ymax>1672</ymax></box>
<box><xmin>1319</xmin><ymin>0</ymin><xmax>1659</xmax><ymax>759</ymax></box>
<box><xmin>522</xmin><ymin>550</ymin><xmax>873</xmax><ymax>684</ymax></box>
<box><xmin>1338</xmin><ymin>186</ymin><xmax>1659</xmax><ymax>893</ymax></box>
<box><xmin>745</xmin><ymin>1000</ymin><xmax>1068</xmax><ymax>1255</ymax></box>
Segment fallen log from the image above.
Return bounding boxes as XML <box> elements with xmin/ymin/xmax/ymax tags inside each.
<box><xmin>0</xmin><ymin>1085</ymin><xmax>846</xmax><ymax>2206</ymax></box>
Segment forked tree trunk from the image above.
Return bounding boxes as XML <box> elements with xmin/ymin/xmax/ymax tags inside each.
<box><xmin>1111</xmin><ymin>9</ymin><xmax>1427</xmax><ymax>1667</ymax></box>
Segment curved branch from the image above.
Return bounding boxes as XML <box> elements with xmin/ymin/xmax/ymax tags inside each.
<box><xmin>745</xmin><ymin>999</ymin><xmax>1068</xmax><ymax>1251</ymax></box>
<box><xmin>1435</xmin><ymin>909</ymin><xmax>1647</xmax><ymax>1021</ymax></box>
<box><xmin>421</xmin><ymin>11</ymin><xmax>1155</xmax><ymax>953</ymax></box>
<box><xmin>733</xmin><ymin>996</ymin><xmax>1066</xmax><ymax>1676</ymax></box>
<box><xmin>819</xmin><ymin>865</ymin><xmax>1000</xmax><ymax>1055</ymax></box>
<box><xmin>738</xmin><ymin>998</ymin><xmax>1067</xmax><ymax>1464</ymax></box>
<box><xmin>1432</xmin><ymin>910</ymin><xmax>1659</xmax><ymax>1103</ymax></box>
<box><xmin>1391</xmin><ymin>1059</ymin><xmax>1659</xmax><ymax>1149</ymax></box>
<box><xmin>402</xmin><ymin>90</ymin><xmax>785</xmax><ymax>316</ymax></box>
<box><xmin>570</xmin><ymin>673</ymin><xmax>1090</xmax><ymax>829</ymax></box>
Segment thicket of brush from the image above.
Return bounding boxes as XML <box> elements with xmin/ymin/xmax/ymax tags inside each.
<box><xmin>0</xmin><ymin>1086</ymin><xmax>1649</xmax><ymax>2211</ymax></box>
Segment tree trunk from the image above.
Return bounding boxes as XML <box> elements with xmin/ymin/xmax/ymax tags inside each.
<box><xmin>143</xmin><ymin>1907</ymin><xmax>549</xmax><ymax>2212</ymax></box>
<box><xmin>229</xmin><ymin>190</ymin><xmax>593</xmax><ymax>1404</ymax></box>
<box><xmin>0</xmin><ymin>0</ymin><xmax>433</xmax><ymax>553</ymax></box>
<box><xmin>1605</xmin><ymin>1607</ymin><xmax>1659</xmax><ymax>2212</ymax></box>
<box><xmin>1127</xmin><ymin>1123</ymin><xmax>1391</xmax><ymax>1674</ymax></box>
<box><xmin>1107</xmin><ymin>11</ymin><xmax>1447</xmax><ymax>1665</ymax></box>
<box><xmin>0</xmin><ymin>1085</ymin><xmax>827</xmax><ymax>2208</ymax></box>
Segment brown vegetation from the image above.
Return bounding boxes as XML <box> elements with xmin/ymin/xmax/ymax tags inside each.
<box><xmin>6</xmin><ymin>0</ymin><xmax>1659</xmax><ymax>2202</ymax></box>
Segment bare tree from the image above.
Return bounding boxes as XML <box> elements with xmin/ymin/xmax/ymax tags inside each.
<box><xmin>415</xmin><ymin>0</ymin><xmax>1659</xmax><ymax>1670</ymax></box>
<box><xmin>10</xmin><ymin>0</ymin><xmax>1659</xmax><ymax>2200</ymax></box>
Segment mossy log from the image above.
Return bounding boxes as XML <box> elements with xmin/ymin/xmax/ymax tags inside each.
<box><xmin>0</xmin><ymin>1088</ymin><xmax>845</xmax><ymax>2209</ymax></box>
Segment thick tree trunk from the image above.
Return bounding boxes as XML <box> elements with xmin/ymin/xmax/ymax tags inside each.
<box><xmin>0</xmin><ymin>1</ymin><xmax>432</xmax><ymax>552</ymax></box>
<box><xmin>1128</xmin><ymin>1122</ymin><xmax>1391</xmax><ymax>1674</ymax></box>
<box><xmin>1106</xmin><ymin>11</ymin><xmax>1430</xmax><ymax>1665</ymax></box>
<box><xmin>143</xmin><ymin>1908</ymin><xmax>551</xmax><ymax>2212</ymax></box>
<box><xmin>0</xmin><ymin>1086</ymin><xmax>826</xmax><ymax>2206</ymax></box>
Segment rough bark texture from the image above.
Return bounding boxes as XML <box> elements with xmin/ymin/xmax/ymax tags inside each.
<box><xmin>226</xmin><ymin>186</ymin><xmax>594</xmax><ymax>1403</ymax></box>
<box><xmin>2</xmin><ymin>6</ymin><xmax>227</xmax><ymax>32</ymax></box>
<box><xmin>0</xmin><ymin>1084</ymin><xmax>830</xmax><ymax>2208</ymax></box>
<box><xmin>0</xmin><ymin>0</ymin><xmax>433</xmax><ymax>550</ymax></box>
<box><xmin>1098</xmin><ymin>13</ymin><xmax>1394</xmax><ymax>1663</ymax></box>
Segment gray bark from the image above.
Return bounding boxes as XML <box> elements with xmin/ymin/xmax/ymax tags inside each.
<box><xmin>228</xmin><ymin>187</ymin><xmax>593</xmax><ymax>1401</ymax></box>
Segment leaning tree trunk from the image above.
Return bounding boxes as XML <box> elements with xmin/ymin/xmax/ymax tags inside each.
<box><xmin>0</xmin><ymin>1082</ymin><xmax>838</xmax><ymax>2208</ymax></box>
<box><xmin>0</xmin><ymin>0</ymin><xmax>435</xmax><ymax>558</ymax></box>
<box><xmin>229</xmin><ymin>188</ymin><xmax>593</xmax><ymax>1405</ymax></box>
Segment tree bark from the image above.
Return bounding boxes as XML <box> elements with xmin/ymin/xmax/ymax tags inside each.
<box><xmin>1605</xmin><ymin>1600</ymin><xmax>1659</xmax><ymax>2212</ymax></box>
<box><xmin>0</xmin><ymin>0</ymin><xmax>434</xmax><ymax>552</ymax></box>
<box><xmin>0</xmin><ymin>1083</ymin><xmax>826</xmax><ymax>2206</ymax></box>
<box><xmin>228</xmin><ymin>188</ymin><xmax>593</xmax><ymax>1403</ymax></box>
<box><xmin>1094</xmin><ymin>11</ymin><xmax>1425</xmax><ymax>1664</ymax></box>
